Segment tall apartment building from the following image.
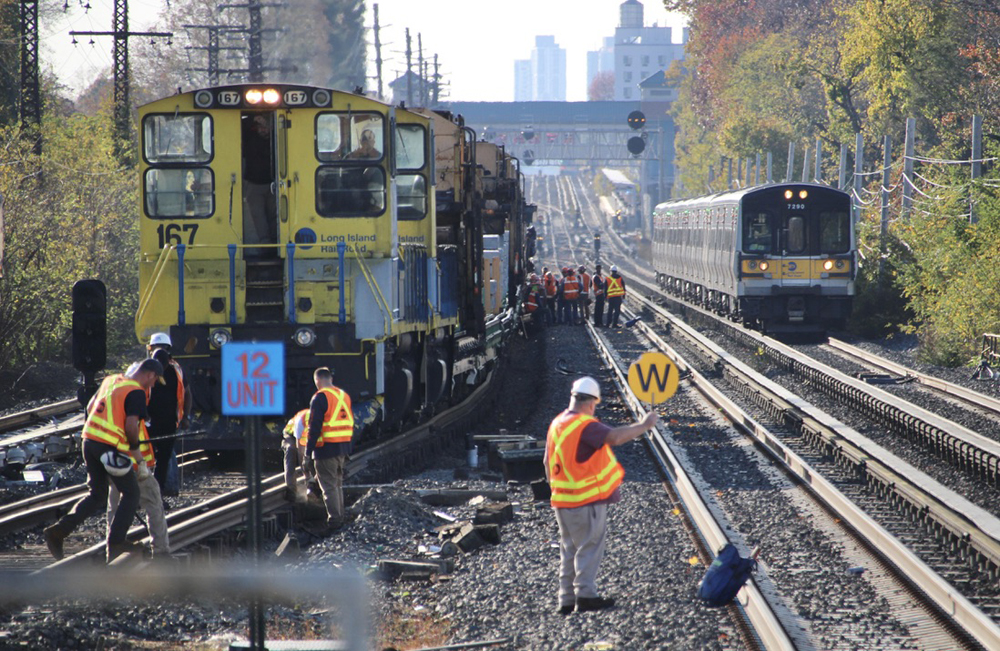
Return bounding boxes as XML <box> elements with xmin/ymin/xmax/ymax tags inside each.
<box><xmin>512</xmin><ymin>35</ymin><xmax>566</xmax><ymax>101</ymax></box>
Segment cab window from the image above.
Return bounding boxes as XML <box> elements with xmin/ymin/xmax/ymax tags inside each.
<box><xmin>316</xmin><ymin>167</ymin><xmax>386</xmax><ymax>216</ymax></box>
<box><xmin>786</xmin><ymin>216</ymin><xmax>806</xmax><ymax>253</ymax></box>
<box><xmin>145</xmin><ymin>168</ymin><xmax>214</xmax><ymax>218</ymax></box>
<box><xmin>143</xmin><ymin>114</ymin><xmax>212</xmax><ymax>164</ymax></box>
<box><xmin>742</xmin><ymin>211</ymin><xmax>771</xmax><ymax>253</ymax></box>
<box><xmin>395</xmin><ymin>124</ymin><xmax>426</xmax><ymax>170</ymax></box>
<box><xmin>819</xmin><ymin>211</ymin><xmax>850</xmax><ymax>254</ymax></box>
<box><xmin>397</xmin><ymin>174</ymin><xmax>427</xmax><ymax>220</ymax></box>
<box><xmin>316</xmin><ymin>113</ymin><xmax>384</xmax><ymax>162</ymax></box>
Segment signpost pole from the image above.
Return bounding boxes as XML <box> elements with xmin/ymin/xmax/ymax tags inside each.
<box><xmin>247</xmin><ymin>415</ymin><xmax>264</xmax><ymax>649</ymax></box>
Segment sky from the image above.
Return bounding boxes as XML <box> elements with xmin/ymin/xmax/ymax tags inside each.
<box><xmin>44</xmin><ymin>0</ymin><xmax>688</xmax><ymax>102</ymax></box>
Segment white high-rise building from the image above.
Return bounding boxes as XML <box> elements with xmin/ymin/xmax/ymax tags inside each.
<box><xmin>587</xmin><ymin>37</ymin><xmax>615</xmax><ymax>89</ymax></box>
<box><xmin>512</xmin><ymin>35</ymin><xmax>566</xmax><ymax>101</ymax></box>
<box><xmin>611</xmin><ymin>0</ymin><xmax>686</xmax><ymax>100</ymax></box>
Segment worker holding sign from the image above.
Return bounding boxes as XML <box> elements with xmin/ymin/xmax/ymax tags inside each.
<box><xmin>544</xmin><ymin>376</ymin><xmax>658</xmax><ymax>614</ymax></box>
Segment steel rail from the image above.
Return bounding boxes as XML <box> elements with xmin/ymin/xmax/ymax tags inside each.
<box><xmin>826</xmin><ymin>337</ymin><xmax>1000</xmax><ymax>418</ymax></box>
<box><xmin>0</xmin><ymin>399</ymin><xmax>80</xmax><ymax>433</ymax></box>
<box><xmin>624</xmin><ymin>298</ymin><xmax>1000</xmax><ymax>649</ymax></box>
<box><xmin>583</xmin><ymin>319</ymin><xmax>795</xmax><ymax>650</ymax></box>
<box><xmin>35</xmin><ymin>366</ymin><xmax>500</xmax><ymax>570</ymax></box>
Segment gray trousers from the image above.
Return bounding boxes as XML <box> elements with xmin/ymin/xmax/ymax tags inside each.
<box><xmin>555</xmin><ymin>503</ymin><xmax>608</xmax><ymax>606</ymax></box>
<box><xmin>282</xmin><ymin>435</ymin><xmax>315</xmax><ymax>497</ymax></box>
<box><xmin>109</xmin><ymin>472</ymin><xmax>169</xmax><ymax>554</ymax></box>
<box><xmin>314</xmin><ymin>455</ymin><xmax>347</xmax><ymax>525</ymax></box>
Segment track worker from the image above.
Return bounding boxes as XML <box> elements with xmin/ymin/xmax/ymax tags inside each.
<box><xmin>147</xmin><ymin>334</ymin><xmax>192</xmax><ymax>495</ymax></box>
<box><xmin>305</xmin><ymin>367</ymin><xmax>355</xmax><ymax>534</ymax></box>
<box><xmin>578</xmin><ymin>265</ymin><xmax>592</xmax><ymax>322</ymax></box>
<box><xmin>107</xmin><ymin>418</ymin><xmax>170</xmax><ymax>560</ymax></box>
<box><xmin>544</xmin><ymin>376</ymin><xmax>658</xmax><ymax>614</ymax></box>
<box><xmin>43</xmin><ymin>358</ymin><xmax>164</xmax><ymax>563</ymax></box>
<box><xmin>561</xmin><ymin>267</ymin><xmax>580</xmax><ymax>325</ymax></box>
<box><xmin>282</xmin><ymin>408</ymin><xmax>313</xmax><ymax>502</ymax></box>
<box><xmin>605</xmin><ymin>265</ymin><xmax>626</xmax><ymax>328</ymax></box>
<box><xmin>592</xmin><ymin>264</ymin><xmax>606</xmax><ymax>328</ymax></box>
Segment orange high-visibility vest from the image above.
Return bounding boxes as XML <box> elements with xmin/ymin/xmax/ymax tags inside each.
<box><xmin>544</xmin><ymin>273</ymin><xmax>557</xmax><ymax>298</ymax></box>
<box><xmin>546</xmin><ymin>411</ymin><xmax>624</xmax><ymax>508</ymax></box>
<box><xmin>83</xmin><ymin>375</ymin><xmax>141</xmax><ymax>451</ymax></box>
<box><xmin>315</xmin><ymin>386</ymin><xmax>354</xmax><ymax>446</ymax></box>
<box><xmin>134</xmin><ymin>422</ymin><xmax>155</xmax><ymax>470</ymax></box>
<box><xmin>606</xmin><ymin>275</ymin><xmax>625</xmax><ymax>298</ymax></box>
<box><xmin>580</xmin><ymin>272</ymin><xmax>592</xmax><ymax>294</ymax></box>
<box><xmin>283</xmin><ymin>409</ymin><xmax>310</xmax><ymax>447</ymax></box>
<box><xmin>525</xmin><ymin>292</ymin><xmax>539</xmax><ymax>312</ymax></box>
<box><xmin>168</xmin><ymin>358</ymin><xmax>186</xmax><ymax>424</ymax></box>
<box><xmin>593</xmin><ymin>274</ymin><xmax>605</xmax><ymax>297</ymax></box>
<box><xmin>562</xmin><ymin>276</ymin><xmax>580</xmax><ymax>300</ymax></box>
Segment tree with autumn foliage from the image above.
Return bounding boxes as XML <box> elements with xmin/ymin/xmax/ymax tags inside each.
<box><xmin>588</xmin><ymin>71</ymin><xmax>615</xmax><ymax>101</ymax></box>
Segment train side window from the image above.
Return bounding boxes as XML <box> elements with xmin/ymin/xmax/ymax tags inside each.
<box><xmin>316</xmin><ymin>166</ymin><xmax>386</xmax><ymax>216</ymax></box>
<box><xmin>397</xmin><ymin>174</ymin><xmax>427</xmax><ymax>220</ymax></box>
<box><xmin>395</xmin><ymin>124</ymin><xmax>426</xmax><ymax>171</ymax></box>
<box><xmin>743</xmin><ymin>211</ymin><xmax>771</xmax><ymax>253</ymax></box>
<box><xmin>143</xmin><ymin>114</ymin><xmax>212</xmax><ymax>164</ymax></box>
<box><xmin>144</xmin><ymin>168</ymin><xmax>214</xmax><ymax>218</ymax></box>
<box><xmin>819</xmin><ymin>211</ymin><xmax>850</xmax><ymax>253</ymax></box>
<box><xmin>316</xmin><ymin>113</ymin><xmax>384</xmax><ymax>162</ymax></box>
<box><xmin>786</xmin><ymin>216</ymin><xmax>806</xmax><ymax>253</ymax></box>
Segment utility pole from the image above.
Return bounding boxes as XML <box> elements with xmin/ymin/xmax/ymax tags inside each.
<box><xmin>373</xmin><ymin>3</ymin><xmax>384</xmax><ymax>100</ymax></box>
<box><xmin>972</xmin><ymin>114</ymin><xmax>983</xmax><ymax>224</ymax></box>
<box><xmin>432</xmin><ymin>53</ymin><xmax>440</xmax><ymax>105</ymax></box>
<box><xmin>19</xmin><ymin>0</ymin><xmax>41</xmax><ymax>153</ymax></box>
<box><xmin>184</xmin><ymin>24</ymin><xmax>244</xmax><ymax>86</ymax></box>
<box><xmin>71</xmin><ymin>0</ymin><xmax>172</xmax><ymax>164</ymax></box>
<box><xmin>418</xmin><ymin>33</ymin><xmax>425</xmax><ymax>106</ymax></box>
<box><xmin>218</xmin><ymin>0</ymin><xmax>282</xmax><ymax>82</ymax></box>
<box><xmin>405</xmin><ymin>28</ymin><xmax>413</xmax><ymax>106</ymax></box>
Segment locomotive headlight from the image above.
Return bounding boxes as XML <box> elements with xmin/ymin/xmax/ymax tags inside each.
<box><xmin>799</xmin><ymin>190</ymin><xmax>808</xmax><ymax>199</ymax></box>
<box><xmin>262</xmin><ymin>88</ymin><xmax>281</xmax><ymax>104</ymax></box>
<box><xmin>784</xmin><ymin>190</ymin><xmax>793</xmax><ymax>200</ymax></box>
<box><xmin>210</xmin><ymin>328</ymin><xmax>232</xmax><ymax>349</ymax></box>
<box><xmin>245</xmin><ymin>89</ymin><xmax>263</xmax><ymax>104</ymax></box>
<box><xmin>294</xmin><ymin>327</ymin><xmax>316</xmax><ymax>347</ymax></box>
<box><xmin>758</xmin><ymin>261</ymin><xmax>769</xmax><ymax>271</ymax></box>
<box><xmin>823</xmin><ymin>259</ymin><xmax>834</xmax><ymax>271</ymax></box>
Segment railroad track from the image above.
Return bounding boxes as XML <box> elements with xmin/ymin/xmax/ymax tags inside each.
<box><xmin>5</xmin><ymin>362</ymin><xmax>501</xmax><ymax>572</ymax></box>
<box><xmin>542</xmin><ymin>175</ymin><xmax>1000</xmax><ymax>649</ymax></box>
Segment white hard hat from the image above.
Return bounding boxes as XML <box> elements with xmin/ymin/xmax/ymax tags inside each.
<box><xmin>571</xmin><ymin>376</ymin><xmax>601</xmax><ymax>402</ymax></box>
<box><xmin>149</xmin><ymin>332</ymin><xmax>172</xmax><ymax>347</ymax></box>
<box><xmin>100</xmin><ymin>450</ymin><xmax>134</xmax><ymax>477</ymax></box>
<box><xmin>610</xmin><ymin>265</ymin><xmax>618</xmax><ymax>273</ymax></box>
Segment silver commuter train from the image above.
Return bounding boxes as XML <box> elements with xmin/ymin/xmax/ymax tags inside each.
<box><xmin>651</xmin><ymin>183</ymin><xmax>855</xmax><ymax>332</ymax></box>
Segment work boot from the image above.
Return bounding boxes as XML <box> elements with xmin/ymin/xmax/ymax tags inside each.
<box><xmin>558</xmin><ymin>604</ymin><xmax>574</xmax><ymax>615</ymax></box>
<box><xmin>43</xmin><ymin>523</ymin><xmax>69</xmax><ymax>560</ymax></box>
<box><xmin>576</xmin><ymin>596</ymin><xmax>615</xmax><ymax>612</ymax></box>
<box><xmin>106</xmin><ymin>541</ymin><xmax>144</xmax><ymax>564</ymax></box>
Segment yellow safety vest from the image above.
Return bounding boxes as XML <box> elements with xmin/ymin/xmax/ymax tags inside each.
<box><xmin>135</xmin><ymin>422</ymin><xmax>155</xmax><ymax>470</ymax></box>
<box><xmin>83</xmin><ymin>375</ymin><xmax>141</xmax><ymax>451</ymax></box>
<box><xmin>283</xmin><ymin>409</ymin><xmax>310</xmax><ymax>446</ymax></box>
<box><xmin>606</xmin><ymin>275</ymin><xmax>625</xmax><ymax>298</ymax></box>
<box><xmin>315</xmin><ymin>386</ymin><xmax>354</xmax><ymax>446</ymax></box>
<box><xmin>546</xmin><ymin>410</ymin><xmax>624</xmax><ymax>508</ymax></box>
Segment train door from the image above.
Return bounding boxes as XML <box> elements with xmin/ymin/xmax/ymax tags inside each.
<box><xmin>777</xmin><ymin>205</ymin><xmax>809</xmax><ymax>287</ymax></box>
<box><xmin>240</xmin><ymin>112</ymin><xmax>278</xmax><ymax>258</ymax></box>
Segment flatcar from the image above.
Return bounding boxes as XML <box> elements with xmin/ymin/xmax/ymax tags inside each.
<box><xmin>133</xmin><ymin>84</ymin><xmax>530</xmax><ymax>448</ymax></box>
<box><xmin>651</xmin><ymin>183</ymin><xmax>854</xmax><ymax>332</ymax></box>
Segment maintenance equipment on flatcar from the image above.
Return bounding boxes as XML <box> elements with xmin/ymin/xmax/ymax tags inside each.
<box><xmin>132</xmin><ymin>85</ymin><xmax>532</xmax><ymax>449</ymax></box>
<box><xmin>651</xmin><ymin>183</ymin><xmax>854</xmax><ymax>333</ymax></box>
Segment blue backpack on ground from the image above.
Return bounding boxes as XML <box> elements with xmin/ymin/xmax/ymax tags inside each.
<box><xmin>697</xmin><ymin>543</ymin><xmax>757</xmax><ymax>607</ymax></box>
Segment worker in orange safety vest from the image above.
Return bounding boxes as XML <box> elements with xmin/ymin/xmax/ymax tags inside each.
<box><xmin>545</xmin><ymin>376</ymin><xmax>658</xmax><ymax>613</ymax></box>
<box><xmin>561</xmin><ymin>268</ymin><xmax>580</xmax><ymax>325</ymax></box>
<box><xmin>578</xmin><ymin>265</ymin><xmax>592</xmax><ymax>322</ymax></box>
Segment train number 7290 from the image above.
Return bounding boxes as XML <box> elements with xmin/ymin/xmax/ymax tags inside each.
<box><xmin>156</xmin><ymin>223</ymin><xmax>199</xmax><ymax>248</ymax></box>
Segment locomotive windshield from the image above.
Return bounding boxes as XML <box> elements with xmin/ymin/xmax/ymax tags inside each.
<box><xmin>315</xmin><ymin>112</ymin><xmax>387</xmax><ymax>217</ymax></box>
<box><xmin>819</xmin><ymin>211</ymin><xmax>851</xmax><ymax>253</ymax></box>
<box><xmin>743</xmin><ymin>212</ymin><xmax>772</xmax><ymax>253</ymax></box>
<box><xmin>395</xmin><ymin>124</ymin><xmax>428</xmax><ymax>220</ymax></box>
<box><xmin>142</xmin><ymin>114</ymin><xmax>215</xmax><ymax>219</ymax></box>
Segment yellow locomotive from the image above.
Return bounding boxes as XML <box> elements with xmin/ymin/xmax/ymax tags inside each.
<box><xmin>135</xmin><ymin>84</ymin><xmax>530</xmax><ymax>446</ymax></box>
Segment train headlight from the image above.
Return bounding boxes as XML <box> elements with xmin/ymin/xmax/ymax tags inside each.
<box><xmin>784</xmin><ymin>190</ymin><xmax>793</xmax><ymax>199</ymax></box>
<box><xmin>294</xmin><ymin>327</ymin><xmax>316</xmax><ymax>348</ymax></box>
<box><xmin>758</xmin><ymin>261</ymin><xmax>769</xmax><ymax>271</ymax></box>
<box><xmin>748</xmin><ymin>260</ymin><xmax>758</xmax><ymax>270</ymax></box>
<box><xmin>836</xmin><ymin>260</ymin><xmax>846</xmax><ymax>270</ymax></box>
<box><xmin>210</xmin><ymin>328</ymin><xmax>232</xmax><ymax>349</ymax></box>
<box><xmin>799</xmin><ymin>190</ymin><xmax>808</xmax><ymax>199</ymax></box>
<box><xmin>245</xmin><ymin>89</ymin><xmax>263</xmax><ymax>104</ymax></box>
<box><xmin>262</xmin><ymin>88</ymin><xmax>281</xmax><ymax>104</ymax></box>
<box><xmin>823</xmin><ymin>260</ymin><xmax>834</xmax><ymax>271</ymax></box>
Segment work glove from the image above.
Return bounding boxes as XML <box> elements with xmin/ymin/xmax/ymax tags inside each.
<box><xmin>135</xmin><ymin>461</ymin><xmax>151</xmax><ymax>481</ymax></box>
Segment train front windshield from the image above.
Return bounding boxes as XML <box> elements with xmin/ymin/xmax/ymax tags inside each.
<box><xmin>742</xmin><ymin>187</ymin><xmax>851</xmax><ymax>256</ymax></box>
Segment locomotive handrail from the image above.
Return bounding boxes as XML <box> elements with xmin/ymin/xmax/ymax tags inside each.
<box><xmin>352</xmin><ymin>246</ymin><xmax>391</xmax><ymax>335</ymax></box>
<box><xmin>135</xmin><ymin>244</ymin><xmax>177</xmax><ymax>337</ymax></box>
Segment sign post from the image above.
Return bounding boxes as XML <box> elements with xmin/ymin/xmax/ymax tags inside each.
<box><xmin>627</xmin><ymin>351</ymin><xmax>679</xmax><ymax>416</ymax></box>
<box><xmin>222</xmin><ymin>342</ymin><xmax>285</xmax><ymax>651</ymax></box>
